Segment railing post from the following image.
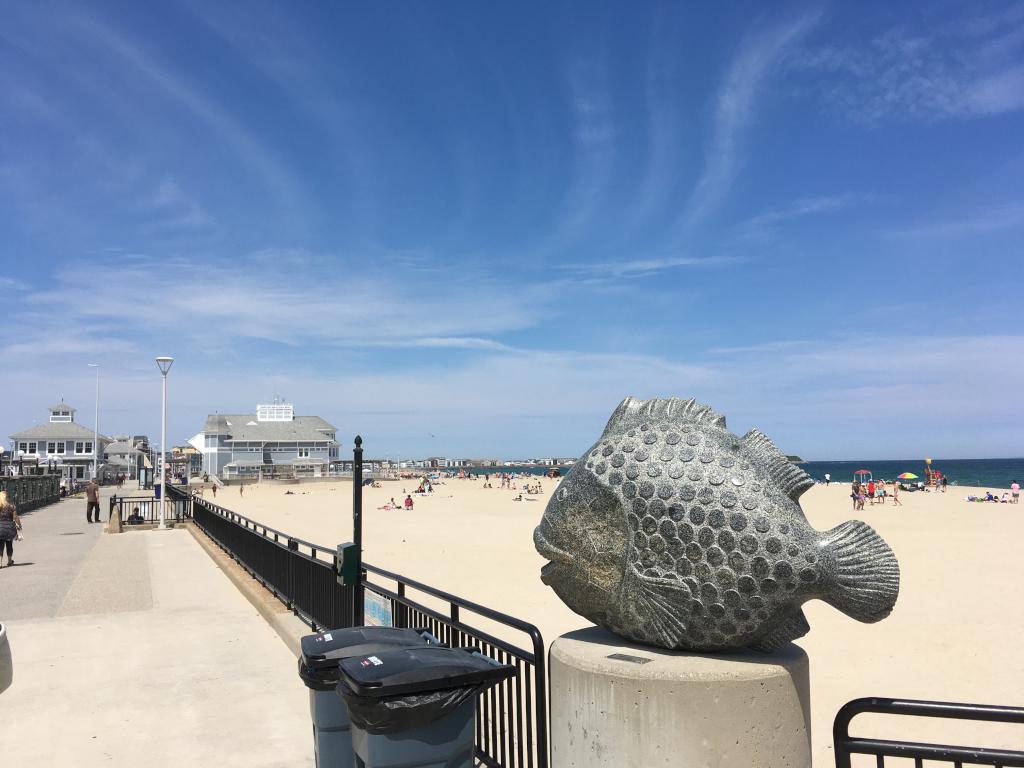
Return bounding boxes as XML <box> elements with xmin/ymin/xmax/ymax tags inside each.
<box><xmin>352</xmin><ymin>435</ymin><xmax>364</xmax><ymax>627</ymax></box>
<box><xmin>287</xmin><ymin>538</ymin><xmax>299</xmax><ymax>611</ymax></box>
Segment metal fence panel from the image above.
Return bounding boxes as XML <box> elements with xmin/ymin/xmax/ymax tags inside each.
<box><xmin>834</xmin><ymin>697</ymin><xmax>1024</xmax><ymax>767</ymax></box>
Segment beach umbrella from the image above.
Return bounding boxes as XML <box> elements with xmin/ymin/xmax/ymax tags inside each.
<box><xmin>854</xmin><ymin>469</ymin><xmax>872</xmax><ymax>475</ymax></box>
<box><xmin>897</xmin><ymin>472</ymin><xmax>918</xmax><ymax>480</ymax></box>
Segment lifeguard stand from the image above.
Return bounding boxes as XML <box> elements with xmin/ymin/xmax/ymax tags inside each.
<box><xmin>924</xmin><ymin>457</ymin><xmax>941</xmax><ymax>487</ymax></box>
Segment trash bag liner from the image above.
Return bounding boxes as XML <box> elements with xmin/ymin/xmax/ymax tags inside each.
<box><xmin>337</xmin><ymin>646</ymin><xmax>516</xmax><ymax>735</ymax></box>
<box><xmin>341</xmin><ymin>684</ymin><xmax>482</xmax><ymax>735</ymax></box>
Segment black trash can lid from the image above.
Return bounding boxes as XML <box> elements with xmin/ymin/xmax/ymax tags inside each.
<box><xmin>338</xmin><ymin>646</ymin><xmax>515</xmax><ymax>698</ymax></box>
<box><xmin>300</xmin><ymin>627</ymin><xmax>438</xmax><ymax>673</ymax></box>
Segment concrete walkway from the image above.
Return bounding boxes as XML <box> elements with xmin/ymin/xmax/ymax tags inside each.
<box><xmin>0</xmin><ymin>494</ymin><xmax>314</xmax><ymax>766</ymax></box>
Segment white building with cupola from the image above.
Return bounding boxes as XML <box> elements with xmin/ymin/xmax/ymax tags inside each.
<box><xmin>8</xmin><ymin>402</ymin><xmax>111</xmax><ymax>480</ymax></box>
<box><xmin>193</xmin><ymin>401</ymin><xmax>340</xmax><ymax>479</ymax></box>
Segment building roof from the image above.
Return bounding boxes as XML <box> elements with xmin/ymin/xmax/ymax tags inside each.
<box><xmin>48</xmin><ymin>403</ymin><xmax>76</xmax><ymax>412</ymax></box>
<box><xmin>10</xmin><ymin>422</ymin><xmax>110</xmax><ymax>441</ymax></box>
<box><xmin>203</xmin><ymin>413</ymin><xmax>337</xmax><ymax>443</ymax></box>
<box><xmin>105</xmin><ymin>440</ymin><xmax>145</xmax><ymax>455</ymax></box>
<box><xmin>287</xmin><ymin>457</ymin><xmax>328</xmax><ymax>465</ymax></box>
<box><xmin>223</xmin><ymin>457</ymin><xmax>265</xmax><ymax>468</ymax></box>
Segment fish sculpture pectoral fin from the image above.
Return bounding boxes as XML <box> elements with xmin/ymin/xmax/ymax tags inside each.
<box><xmin>752</xmin><ymin>609</ymin><xmax>810</xmax><ymax>652</ymax></box>
<box><xmin>819</xmin><ymin>520</ymin><xmax>900</xmax><ymax>622</ymax></box>
<box><xmin>623</xmin><ymin>569</ymin><xmax>693</xmax><ymax>649</ymax></box>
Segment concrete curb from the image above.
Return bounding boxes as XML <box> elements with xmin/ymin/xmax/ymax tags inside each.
<box><xmin>183</xmin><ymin>522</ymin><xmax>309</xmax><ymax>659</ymax></box>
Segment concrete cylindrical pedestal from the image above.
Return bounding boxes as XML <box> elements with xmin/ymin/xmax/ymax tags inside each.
<box><xmin>550</xmin><ymin>627</ymin><xmax>811</xmax><ymax>768</ymax></box>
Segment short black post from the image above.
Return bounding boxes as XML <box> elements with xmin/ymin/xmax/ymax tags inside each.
<box><xmin>352</xmin><ymin>435</ymin><xmax>364</xmax><ymax>626</ymax></box>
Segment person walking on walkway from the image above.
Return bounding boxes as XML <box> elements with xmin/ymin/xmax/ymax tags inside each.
<box><xmin>85</xmin><ymin>478</ymin><xmax>100</xmax><ymax>523</ymax></box>
<box><xmin>0</xmin><ymin>490</ymin><xmax>22</xmax><ymax>567</ymax></box>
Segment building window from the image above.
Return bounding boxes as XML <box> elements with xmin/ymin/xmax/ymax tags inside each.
<box><xmin>18</xmin><ymin>442</ymin><xmax>27</xmax><ymax>453</ymax></box>
<box><xmin>75</xmin><ymin>441</ymin><xmax>90</xmax><ymax>454</ymax></box>
<box><xmin>47</xmin><ymin>442</ymin><xmax>55</xmax><ymax>453</ymax></box>
<box><xmin>57</xmin><ymin>442</ymin><xmax>65</xmax><ymax>454</ymax></box>
<box><xmin>298</xmin><ymin>448</ymin><xmax>310</xmax><ymax>458</ymax></box>
<box><xmin>28</xmin><ymin>442</ymin><xmax>37</xmax><ymax>454</ymax></box>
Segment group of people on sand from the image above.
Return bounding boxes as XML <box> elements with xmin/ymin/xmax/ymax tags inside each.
<box><xmin>379</xmin><ymin>495</ymin><xmax>415</xmax><ymax>511</ymax></box>
<box><xmin>967</xmin><ymin>482</ymin><xmax>1020</xmax><ymax>504</ymax></box>
<box><xmin>851</xmin><ymin>479</ymin><xmax>902</xmax><ymax>510</ymax></box>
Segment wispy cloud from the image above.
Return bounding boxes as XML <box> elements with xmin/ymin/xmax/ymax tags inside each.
<box><xmin>9</xmin><ymin>253</ymin><xmax>556</xmax><ymax>358</ymax></box>
<box><xmin>573</xmin><ymin>254</ymin><xmax>743</xmax><ymax>278</ymax></box>
<box><xmin>149</xmin><ymin>177</ymin><xmax>213</xmax><ymax>231</ymax></box>
<box><xmin>884</xmin><ymin>201</ymin><xmax>1024</xmax><ymax>239</ymax></box>
<box><xmin>789</xmin><ymin>9</ymin><xmax>1024</xmax><ymax>122</ymax></box>
<box><xmin>548</xmin><ymin>53</ymin><xmax>617</xmax><ymax>246</ymax></box>
<box><xmin>0</xmin><ymin>277</ymin><xmax>30</xmax><ymax>291</ymax></box>
<box><xmin>68</xmin><ymin>11</ymin><xmax>309</xmax><ymax>229</ymax></box>
<box><xmin>734</xmin><ymin>194</ymin><xmax>858</xmax><ymax>242</ymax></box>
<box><xmin>680</xmin><ymin>12</ymin><xmax>821</xmax><ymax>230</ymax></box>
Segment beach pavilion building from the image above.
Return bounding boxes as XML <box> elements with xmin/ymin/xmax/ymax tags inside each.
<box><xmin>8</xmin><ymin>402</ymin><xmax>111</xmax><ymax>481</ymax></box>
<box><xmin>194</xmin><ymin>402</ymin><xmax>340</xmax><ymax>479</ymax></box>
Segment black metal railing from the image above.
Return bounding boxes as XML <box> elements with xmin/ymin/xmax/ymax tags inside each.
<box><xmin>184</xmin><ymin>489</ymin><xmax>547</xmax><ymax>768</ymax></box>
<box><xmin>111</xmin><ymin>491</ymin><xmax>192</xmax><ymax>525</ymax></box>
<box><xmin>1</xmin><ymin>475</ymin><xmax>60</xmax><ymax>512</ymax></box>
<box><xmin>834</xmin><ymin>697</ymin><xmax>1024</xmax><ymax>767</ymax></box>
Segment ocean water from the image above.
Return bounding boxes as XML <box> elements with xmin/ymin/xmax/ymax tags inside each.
<box><xmin>800</xmin><ymin>458</ymin><xmax>1024</xmax><ymax>489</ymax></box>
<box><xmin>464</xmin><ymin>459</ymin><xmax>1024</xmax><ymax>489</ymax></box>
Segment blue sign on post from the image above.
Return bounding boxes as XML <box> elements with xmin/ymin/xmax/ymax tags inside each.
<box><xmin>364</xmin><ymin>591</ymin><xmax>393</xmax><ymax>627</ymax></box>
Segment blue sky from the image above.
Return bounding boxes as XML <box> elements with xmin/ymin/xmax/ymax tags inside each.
<box><xmin>1</xmin><ymin>1</ymin><xmax>1022</xmax><ymax>460</ymax></box>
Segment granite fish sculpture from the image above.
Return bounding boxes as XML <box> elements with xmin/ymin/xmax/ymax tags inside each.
<box><xmin>534</xmin><ymin>396</ymin><xmax>899</xmax><ymax>651</ymax></box>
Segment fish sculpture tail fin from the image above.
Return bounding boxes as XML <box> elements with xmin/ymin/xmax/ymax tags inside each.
<box><xmin>820</xmin><ymin>521</ymin><xmax>900</xmax><ymax>623</ymax></box>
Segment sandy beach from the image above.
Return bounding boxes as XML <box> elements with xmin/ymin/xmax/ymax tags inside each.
<box><xmin>217</xmin><ymin>476</ymin><xmax>1024</xmax><ymax>764</ymax></box>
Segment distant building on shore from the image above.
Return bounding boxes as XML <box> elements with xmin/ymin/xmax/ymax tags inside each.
<box><xmin>8</xmin><ymin>402</ymin><xmax>111</xmax><ymax>480</ymax></box>
<box><xmin>102</xmin><ymin>435</ymin><xmax>153</xmax><ymax>482</ymax></box>
<box><xmin>195</xmin><ymin>402</ymin><xmax>340</xmax><ymax>479</ymax></box>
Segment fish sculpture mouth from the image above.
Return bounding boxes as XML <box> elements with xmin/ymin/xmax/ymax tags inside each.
<box><xmin>534</xmin><ymin>526</ymin><xmax>574</xmax><ymax>585</ymax></box>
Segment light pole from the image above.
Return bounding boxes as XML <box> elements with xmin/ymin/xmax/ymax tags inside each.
<box><xmin>155</xmin><ymin>356</ymin><xmax>174</xmax><ymax>529</ymax></box>
<box><xmin>87</xmin><ymin>362</ymin><xmax>99</xmax><ymax>481</ymax></box>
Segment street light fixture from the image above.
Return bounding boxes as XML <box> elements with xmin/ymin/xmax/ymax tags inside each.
<box><xmin>88</xmin><ymin>363</ymin><xmax>100</xmax><ymax>480</ymax></box>
<box><xmin>155</xmin><ymin>356</ymin><xmax>174</xmax><ymax>529</ymax></box>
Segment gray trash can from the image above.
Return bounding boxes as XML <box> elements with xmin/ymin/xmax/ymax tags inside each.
<box><xmin>337</xmin><ymin>646</ymin><xmax>516</xmax><ymax>768</ymax></box>
<box><xmin>298</xmin><ymin>627</ymin><xmax>439</xmax><ymax>768</ymax></box>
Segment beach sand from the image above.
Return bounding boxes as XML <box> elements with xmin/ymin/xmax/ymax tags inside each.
<box><xmin>220</xmin><ymin>476</ymin><xmax>1024</xmax><ymax>765</ymax></box>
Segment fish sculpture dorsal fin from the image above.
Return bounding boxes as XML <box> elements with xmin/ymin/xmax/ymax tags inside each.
<box><xmin>604</xmin><ymin>396</ymin><xmax>727</xmax><ymax>433</ymax></box>
<box><xmin>741</xmin><ymin>428</ymin><xmax>814</xmax><ymax>501</ymax></box>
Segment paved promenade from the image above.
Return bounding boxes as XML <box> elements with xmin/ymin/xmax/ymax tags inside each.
<box><xmin>0</xmin><ymin>492</ymin><xmax>313</xmax><ymax>766</ymax></box>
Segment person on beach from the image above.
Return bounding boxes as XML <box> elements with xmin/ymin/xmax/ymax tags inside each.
<box><xmin>851</xmin><ymin>481</ymin><xmax>860</xmax><ymax>510</ymax></box>
<box><xmin>867</xmin><ymin>480</ymin><xmax>875</xmax><ymax>505</ymax></box>
<box><xmin>1012</xmin><ymin>480</ymin><xmax>1020</xmax><ymax>504</ymax></box>
<box><xmin>0</xmin><ymin>491</ymin><xmax>22</xmax><ymax>567</ymax></box>
<box><xmin>212</xmin><ymin>484</ymin><xmax>217</xmax><ymax>498</ymax></box>
<box><xmin>941</xmin><ymin>476</ymin><xmax>948</xmax><ymax>493</ymax></box>
<box><xmin>404</xmin><ymin>495</ymin><xmax>414</xmax><ymax>510</ymax></box>
<box><xmin>239</xmin><ymin>484</ymin><xmax>244</xmax><ymax>498</ymax></box>
<box><xmin>824</xmin><ymin>473</ymin><xmax>830</xmax><ymax>486</ymax></box>
<box><xmin>85</xmin><ymin>478</ymin><xmax>100</xmax><ymax>523</ymax></box>
<box><xmin>891</xmin><ymin>481</ymin><xmax>902</xmax><ymax>506</ymax></box>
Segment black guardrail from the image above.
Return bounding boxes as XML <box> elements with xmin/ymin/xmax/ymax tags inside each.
<box><xmin>181</xmin><ymin>484</ymin><xmax>547</xmax><ymax>768</ymax></box>
<box><xmin>834</xmin><ymin>697</ymin><xmax>1024</xmax><ymax>767</ymax></box>
<box><xmin>1</xmin><ymin>475</ymin><xmax>61</xmax><ymax>513</ymax></box>
<box><xmin>111</xmin><ymin>492</ymin><xmax>192</xmax><ymax>525</ymax></box>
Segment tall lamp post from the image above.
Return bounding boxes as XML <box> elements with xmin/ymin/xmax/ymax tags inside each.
<box><xmin>155</xmin><ymin>356</ymin><xmax>174</xmax><ymax>530</ymax></box>
<box><xmin>88</xmin><ymin>363</ymin><xmax>100</xmax><ymax>479</ymax></box>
